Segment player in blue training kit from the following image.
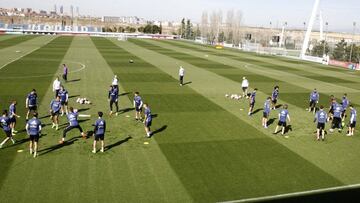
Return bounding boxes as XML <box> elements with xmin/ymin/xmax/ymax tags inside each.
<box><xmin>9</xmin><ymin>100</ymin><xmax>20</xmax><ymax>136</ymax></box>
<box><xmin>143</xmin><ymin>103</ymin><xmax>152</xmax><ymax>138</ymax></box>
<box><xmin>248</xmin><ymin>88</ymin><xmax>257</xmax><ymax>116</ymax></box>
<box><xmin>0</xmin><ymin>110</ymin><xmax>15</xmax><ymax>148</ymax></box>
<box><xmin>271</xmin><ymin>86</ymin><xmax>279</xmax><ymax>110</ymax></box>
<box><xmin>134</xmin><ymin>92</ymin><xmax>143</xmax><ymax>121</ymax></box>
<box><xmin>26</xmin><ymin>112</ymin><xmax>42</xmax><ymax>158</ymax></box>
<box><xmin>26</xmin><ymin>89</ymin><xmax>38</xmax><ymax>120</ymax></box>
<box><xmin>58</xmin><ymin>85</ymin><xmax>69</xmax><ymax>116</ymax></box>
<box><xmin>330</xmin><ymin>103</ymin><xmax>343</xmax><ymax>133</ymax></box>
<box><xmin>273</xmin><ymin>104</ymin><xmax>291</xmax><ymax>136</ymax></box>
<box><xmin>92</xmin><ymin>112</ymin><xmax>106</xmax><ymax>153</ymax></box>
<box><xmin>108</xmin><ymin>85</ymin><xmax>119</xmax><ymax>116</ymax></box>
<box><xmin>341</xmin><ymin>94</ymin><xmax>349</xmax><ymax>122</ymax></box>
<box><xmin>262</xmin><ymin>97</ymin><xmax>271</xmax><ymax>128</ymax></box>
<box><xmin>314</xmin><ymin>105</ymin><xmax>327</xmax><ymax>141</ymax></box>
<box><xmin>50</xmin><ymin>96</ymin><xmax>62</xmax><ymax>130</ymax></box>
<box><xmin>309</xmin><ymin>88</ymin><xmax>319</xmax><ymax>113</ymax></box>
<box><xmin>347</xmin><ymin>105</ymin><xmax>357</xmax><ymax>136</ymax></box>
<box><xmin>328</xmin><ymin>96</ymin><xmax>336</xmax><ymax>121</ymax></box>
<box><xmin>60</xmin><ymin>107</ymin><xmax>86</xmax><ymax>144</ymax></box>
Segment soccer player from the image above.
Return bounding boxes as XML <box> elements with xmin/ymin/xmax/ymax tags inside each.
<box><xmin>143</xmin><ymin>103</ymin><xmax>152</xmax><ymax>138</ymax></box>
<box><xmin>50</xmin><ymin>96</ymin><xmax>61</xmax><ymax>130</ymax></box>
<box><xmin>0</xmin><ymin>110</ymin><xmax>15</xmax><ymax>148</ymax></box>
<box><xmin>92</xmin><ymin>111</ymin><xmax>106</xmax><ymax>153</ymax></box>
<box><xmin>62</xmin><ymin>64</ymin><xmax>68</xmax><ymax>82</ymax></box>
<box><xmin>328</xmin><ymin>95</ymin><xmax>335</xmax><ymax>121</ymax></box>
<box><xmin>271</xmin><ymin>86</ymin><xmax>279</xmax><ymax>110</ymax></box>
<box><xmin>241</xmin><ymin>77</ymin><xmax>249</xmax><ymax>97</ymax></box>
<box><xmin>309</xmin><ymin>88</ymin><xmax>319</xmax><ymax>113</ymax></box>
<box><xmin>262</xmin><ymin>97</ymin><xmax>271</xmax><ymax>128</ymax></box>
<box><xmin>112</xmin><ymin>75</ymin><xmax>119</xmax><ymax>90</ymax></box>
<box><xmin>341</xmin><ymin>94</ymin><xmax>349</xmax><ymax>122</ymax></box>
<box><xmin>108</xmin><ymin>85</ymin><xmax>119</xmax><ymax>116</ymax></box>
<box><xmin>329</xmin><ymin>102</ymin><xmax>343</xmax><ymax>133</ymax></box>
<box><xmin>58</xmin><ymin>85</ymin><xmax>69</xmax><ymax>116</ymax></box>
<box><xmin>60</xmin><ymin>107</ymin><xmax>86</xmax><ymax>144</ymax></box>
<box><xmin>179</xmin><ymin>66</ymin><xmax>185</xmax><ymax>86</ymax></box>
<box><xmin>52</xmin><ymin>76</ymin><xmax>61</xmax><ymax>98</ymax></box>
<box><xmin>26</xmin><ymin>112</ymin><xmax>41</xmax><ymax>158</ymax></box>
<box><xmin>25</xmin><ymin>89</ymin><xmax>38</xmax><ymax>121</ymax></box>
<box><xmin>314</xmin><ymin>105</ymin><xmax>327</xmax><ymax>141</ymax></box>
<box><xmin>9</xmin><ymin>100</ymin><xmax>20</xmax><ymax>136</ymax></box>
<box><xmin>134</xmin><ymin>92</ymin><xmax>143</xmax><ymax>121</ymax></box>
<box><xmin>248</xmin><ymin>88</ymin><xmax>257</xmax><ymax>116</ymax></box>
<box><xmin>347</xmin><ymin>105</ymin><xmax>357</xmax><ymax>136</ymax></box>
<box><xmin>273</xmin><ymin>104</ymin><xmax>291</xmax><ymax>136</ymax></box>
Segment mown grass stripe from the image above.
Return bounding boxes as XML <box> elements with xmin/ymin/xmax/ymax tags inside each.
<box><xmin>0</xmin><ymin>36</ymin><xmax>74</xmax><ymax>189</ymax></box>
<box><xmin>0</xmin><ymin>35</ymin><xmax>39</xmax><ymax>50</ymax></box>
<box><xmin>93</xmin><ymin>37</ymin><xmax>342</xmax><ymax>202</ymax></box>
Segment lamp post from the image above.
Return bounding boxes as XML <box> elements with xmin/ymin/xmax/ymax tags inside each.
<box><xmin>323</xmin><ymin>22</ymin><xmax>328</xmax><ymax>56</ymax></box>
<box><xmin>349</xmin><ymin>22</ymin><xmax>356</xmax><ymax>63</ymax></box>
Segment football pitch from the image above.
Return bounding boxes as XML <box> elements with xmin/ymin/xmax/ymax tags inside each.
<box><xmin>0</xmin><ymin>35</ymin><xmax>360</xmax><ymax>202</ymax></box>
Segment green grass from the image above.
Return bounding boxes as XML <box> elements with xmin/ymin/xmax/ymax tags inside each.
<box><xmin>0</xmin><ymin>36</ymin><xmax>359</xmax><ymax>202</ymax></box>
<box><xmin>0</xmin><ymin>35</ymin><xmax>39</xmax><ymax>50</ymax></box>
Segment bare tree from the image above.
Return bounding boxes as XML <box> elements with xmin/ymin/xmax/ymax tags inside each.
<box><xmin>225</xmin><ymin>10</ymin><xmax>234</xmax><ymax>44</ymax></box>
<box><xmin>200</xmin><ymin>11</ymin><xmax>209</xmax><ymax>41</ymax></box>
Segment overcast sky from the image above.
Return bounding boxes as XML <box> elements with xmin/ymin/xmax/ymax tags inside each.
<box><xmin>2</xmin><ymin>0</ymin><xmax>360</xmax><ymax>32</ymax></box>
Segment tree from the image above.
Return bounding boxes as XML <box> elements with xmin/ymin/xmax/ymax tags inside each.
<box><xmin>218</xmin><ymin>31</ymin><xmax>225</xmax><ymax>43</ymax></box>
<box><xmin>310</xmin><ymin>40</ymin><xmax>330</xmax><ymax>57</ymax></box>
<box><xmin>138</xmin><ymin>26</ymin><xmax>145</xmax><ymax>33</ymax></box>
<box><xmin>159</xmin><ymin>23</ymin><xmax>162</xmax><ymax>34</ymax></box>
<box><xmin>118</xmin><ymin>26</ymin><xmax>125</xmax><ymax>33</ymax></box>
<box><xmin>186</xmin><ymin>19</ymin><xmax>192</xmax><ymax>39</ymax></box>
<box><xmin>332</xmin><ymin>39</ymin><xmax>347</xmax><ymax>61</ymax></box>
<box><xmin>144</xmin><ymin>24</ymin><xmax>153</xmax><ymax>33</ymax></box>
<box><xmin>346</xmin><ymin>44</ymin><xmax>360</xmax><ymax>63</ymax></box>
<box><xmin>180</xmin><ymin>18</ymin><xmax>186</xmax><ymax>38</ymax></box>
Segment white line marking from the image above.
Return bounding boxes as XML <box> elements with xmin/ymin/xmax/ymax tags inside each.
<box><xmin>218</xmin><ymin>183</ymin><xmax>360</xmax><ymax>203</ymax></box>
<box><xmin>0</xmin><ymin>37</ymin><xmax>56</xmax><ymax>71</ymax></box>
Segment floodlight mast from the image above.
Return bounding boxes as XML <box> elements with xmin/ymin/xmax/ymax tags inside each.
<box><xmin>301</xmin><ymin>0</ymin><xmax>320</xmax><ymax>59</ymax></box>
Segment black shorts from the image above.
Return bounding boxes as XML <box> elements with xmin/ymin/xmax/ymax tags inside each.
<box><xmin>309</xmin><ymin>100</ymin><xmax>317</xmax><ymax>108</ymax></box>
<box><xmin>145</xmin><ymin>120</ymin><xmax>152</xmax><ymax>127</ymax></box>
<box><xmin>61</xmin><ymin>101</ymin><xmax>68</xmax><ymax>106</ymax></box>
<box><xmin>317</xmin><ymin>123</ymin><xmax>325</xmax><ymax>130</ymax></box>
<box><xmin>329</xmin><ymin>107</ymin><xmax>334</xmax><ymax>114</ymax></box>
<box><xmin>51</xmin><ymin>110</ymin><xmax>60</xmax><ymax>116</ymax></box>
<box><xmin>28</xmin><ymin>106</ymin><xmax>37</xmax><ymax>111</ymax></box>
<box><xmin>29</xmin><ymin>134</ymin><xmax>39</xmax><ymax>142</ymax></box>
<box><xmin>278</xmin><ymin>121</ymin><xmax>286</xmax><ymax>127</ymax></box>
<box><xmin>332</xmin><ymin>117</ymin><xmax>341</xmax><ymax>128</ymax></box>
<box><xmin>272</xmin><ymin>99</ymin><xmax>277</xmax><ymax>104</ymax></box>
<box><xmin>263</xmin><ymin>112</ymin><xmax>269</xmax><ymax>118</ymax></box>
<box><xmin>9</xmin><ymin>117</ymin><xmax>16</xmax><ymax>123</ymax></box>
<box><xmin>135</xmin><ymin>106</ymin><xmax>142</xmax><ymax>112</ymax></box>
<box><xmin>3</xmin><ymin>130</ymin><xmax>11</xmax><ymax>137</ymax></box>
<box><xmin>350</xmin><ymin>121</ymin><xmax>356</xmax><ymax>128</ymax></box>
<box><xmin>95</xmin><ymin>134</ymin><xmax>105</xmax><ymax>141</ymax></box>
<box><xmin>242</xmin><ymin>87</ymin><xmax>248</xmax><ymax>92</ymax></box>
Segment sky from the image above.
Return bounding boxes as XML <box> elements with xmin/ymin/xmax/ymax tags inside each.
<box><xmin>2</xmin><ymin>0</ymin><xmax>360</xmax><ymax>32</ymax></box>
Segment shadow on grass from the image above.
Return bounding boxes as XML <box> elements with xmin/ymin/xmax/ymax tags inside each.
<box><xmin>267</xmin><ymin>118</ymin><xmax>276</xmax><ymax>127</ymax></box>
<box><xmin>183</xmin><ymin>81</ymin><xmax>192</xmax><ymax>86</ymax></box>
<box><xmin>151</xmin><ymin>125</ymin><xmax>167</xmax><ymax>137</ymax></box>
<box><xmin>38</xmin><ymin>136</ymin><xmax>80</xmax><ymax>156</ymax></box>
<box><xmin>119</xmin><ymin>92</ymin><xmax>131</xmax><ymax>96</ymax></box>
<box><xmin>252</xmin><ymin>108</ymin><xmax>263</xmax><ymax>115</ymax></box>
<box><xmin>67</xmin><ymin>79</ymin><xmax>81</xmax><ymax>83</ymax></box>
<box><xmin>118</xmin><ymin>107</ymin><xmax>134</xmax><ymax>114</ymax></box>
<box><xmin>69</xmin><ymin>94</ymin><xmax>80</xmax><ymax>99</ymax></box>
<box><xmin>105</xmin><ymin>136</ymin><xmax>132</xmax><ymax>151</ymax></box>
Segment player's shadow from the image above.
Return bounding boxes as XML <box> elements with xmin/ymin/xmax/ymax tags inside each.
<box><xmin>183</xmin><ymin>81</ymin><xmax>192</xmax><ymax>86</ymax></box>
<box><xmin>78</xmin><ymin>108</ymin><xmax>90</xmax><ymax>113</ymax></box>
<box><xmin>118</xmin><ymin>107</ymin><xmax>134</xmax><ymax>114</ymax></box>
<box><xmin>67</xmin><ymin>79</ymin><xmax>81</xmax><ymax>83</ymax></box>
<box><xmin>252</xmin><ymin>108</ymin><xmax>263</xmax><ymax>115</ymax></box>
<box><xmin>285</xmin><ymin>125</ymin><xmax>293</xmax><ymax>133</ymax></box>
<box><xmin>105</xmin><ymin>136</ymin><xmax>132</xmax><ymax>151</ymax></box>
<box><xmin>275</xmin><ymin>104</ymin><xmax>282</xmax><ymax>109</ymax></box>
<box><xmin>151</xmin><ymin>114</ymin><xmax>158</xmax><ymax>119</ymax></box>
<box><xmin>267</xmin><ymin>118</ymin><xmax>276</xmax><ymax>126</ymax></box>
<box><xmin>1</xmin><ymin>134</ymin><xmax>46</xmax><ymax>149</ymax></box>
<box><xmin>119</xmin><ymin>92</ymin><xmax>131</xmax><ymax>96</ymax></box>
<box><xmin>69</xmin><ymin>94</ymin><xmax>80</xmax><ymax>99</ymax></box>
<box><xmin>38</xmin><ymin>136</ymin><xmax>79</xmax><ymax>156</ymax></box>
<box><xmin>151</xmin><ymin>125</ymin><xmax>167</xmax><ymax>137</ymax></box>
<box><xmin>39</xmin><ymin>114</ymin><xmax>51</xmax><ymax>119</ymax></box>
